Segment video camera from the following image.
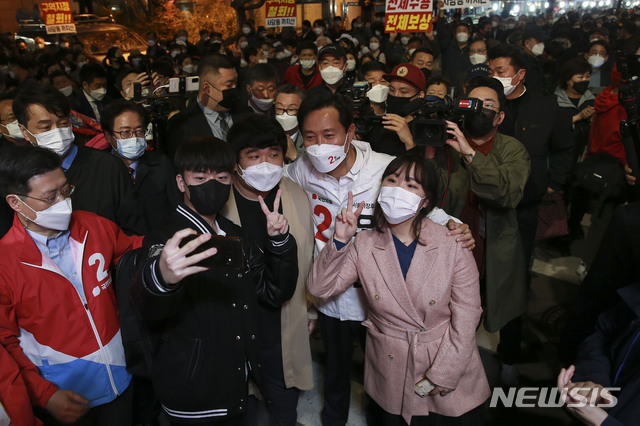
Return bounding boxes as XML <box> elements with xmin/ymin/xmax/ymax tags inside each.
<box><xmin>343</xmin><ymin>81</ymin><xmax>384</xmax><ymax>135</ymax></box>
<box><xmin>404</xmin><ymin>96</ymin><xmax>484</xmax><ymax>147</ymax></box>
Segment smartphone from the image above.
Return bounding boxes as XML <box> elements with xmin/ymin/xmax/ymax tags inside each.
<box><xmin>414</xmin><ymin>378</ymin><xmax>435</xmax><ymax>398</ymax></box>
<box><xmin>179</xmin><ymin>234</ymin><xmax>245</xmax><ymax>270</ymax></box>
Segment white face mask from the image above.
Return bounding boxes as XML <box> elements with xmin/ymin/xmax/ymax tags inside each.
<box><xmin>258</xmin><ymin>58</ymin><xmax>268</xmax><ymax>64</ymax></box>
<box><xmin>251</xmin><ymin>92</ymin><xmax>274</xmax><ymax>111</ymax></box>
<box><xmin>456</xmin><ymin>32</ymin><xmax>469</xmax><ymax>43</ymax></box>
<box><xmin>400</xmin><ymin>36</ymin><xmax>410</xmax><ymax>45</ymax></box>
<box><xmin>377</xmin><ymin>186</ymin><xmax>425</xmax><ymax>225</ymax></box>
<box><xmin>275</xmin><ymin>52</ymin><xmax>286</xmax><ymax>60</ymax></box>
<box><xmin>531</xmin><ymin>42</ymin><xmax>545</xmax><ymax>56</ymax></box>
<box><xmin>507</xmin><ymin>23</ymin><xmax>515</xmax><ymax>30</ymax></box>
<box><xmin>275</xmin><ymin>112</ymin><xmax>298</xmax><ymax>131</ymax></box>
<box><xmin>243</xmin><ymin>27</ymin><xmax>251</xmax><ymax>35</ymax></box>
<box><xmin>407</xmin><ymin>48</ymin><xmax>416</xmax><ymax>56</ymax></box>
<box><xmin>314</xmin><ymin>28</ymin><xmax>324</xmax><ymax>35</ymax></box>
<box><xmin>176</xmin><ymin>36</ymin><xmax>187</xmax><ymax>44</ymax></box>
<box><xmin>588</xmin><ymin>54</ymin><xmax>606</xmax><ymax>68</ymax></box>
<box><xmin>369</xmin><ymin>42</ymin><xmax>380</xmax><ymax>51</ymax></box>
<box><xmin>240</xmin><ymin>41</ymin><xmax>248</xmax><ymax>49</ymax></box>
<box><xmin>89</xmin><ymin>87</ymin><xmax>106</xmax><ymax>101</ymax></box>
<box><xmin>116</xmin><ymin>136</ymin><xmax>147</xmax><ymax>160</ymax></box>
<box><xmin>346</xmin><ymin>59</ymin><xmax>356</xmax><ymax>71</ymax></box>
<box><xmin>493</xmin><ymin>74</ymin><xmax>519</xmax><ymax>96</ymax></box>
<box><xmin>147</xmin><ymin>40</ymin><xmax>156</xmax><ymax>47</ymax></box>
<box><xmin>366</xmin><ymin>84</ymin><xmax>389</xmax><ymax>104</ymax></box>
<box><xmin>283</xmin><ymin>49</ymin><xmax>292</xmax><ymax>57</ymax></box>
<box><xmin>306</xmin><ymin>134</ymin><xmax>349</xmax><ymax>173</ymax></box>
<box><xmin>183</xmin><ymin>64</ymin><xmax>196</xmax><ymax>74</ymax></box>
<box><xmin>262</xmin><ymin>49</ymin><xmax>270</xmax><ymax>57</ymax></box>
<box><xmin>300</xmin><ymin>59</ymin><xmax>316</xmax><ymax>70</ymax></box>
<box><xmin>19</xmin><ymin>197</ymin><xmax>73</xmax><ymax>231</ymax></box>
<box><xmin>27</xmin><ymin>126</ymin><xmax>75</xmax><ymax>156</ymax></box>
<box><xmin>240</xmin><ymin>59</ymin><xmax>248</xmax><ymax>68</ymax></box>
<box><xmin>58</xmin><ymin>85</ymin><xmax>73</xmax><ymax>97</ymax></box>
<box><xmin>238</xmin><ymin>161</ymin><xmax>283</xmax><ymax>192</ymax></box>
<box><xmin>1</xmin><ymin>120</ymin><xmax>26</xmax><ymax>140</ymax></box>
<box><xmin>320</xmin><ymin>65</ymin><xmax>344</xmax><ymax>85</ymax></box>
<box><xmin>469</xmin><ymin>53</ymin><xmax>487</xmax><ymax>65</ymax></box>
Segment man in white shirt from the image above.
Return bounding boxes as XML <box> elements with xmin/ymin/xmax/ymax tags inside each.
<box><xmin>284</xmin><ymin>93</ymin><xmax>474</xmax><ymax>426</ymax></box>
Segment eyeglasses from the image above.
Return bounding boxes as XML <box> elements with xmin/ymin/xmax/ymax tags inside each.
<box><xmin>274</xmin><ymin>106</ymin><xmax>299</xmax><ymax>115</ymax></box>
<box><xmin>18</xmin><ymin>184</ymin><xmax>75</xmax><ymax>205</ymax></box>
<box><xmin>112</xmin><ymin>129</ymin><xmax>146</xmax><ymax>138</ymax></box>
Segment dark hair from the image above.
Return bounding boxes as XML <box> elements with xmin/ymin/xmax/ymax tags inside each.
<box><xmin>373</xmin><ymin>153</ymin><xmax>438</xmax><ymax>242</ymax></box>
<box><xmin>297</xmin><ymin>93</ymin><xmax>353</xmax><ymax>133</ymax></box>
<box><xmin>586</xmin><ymin>39</ymin><xmax>610</xmax><ymax>55</ymax></box>
<box><xmin>100</xmin><ymin>99</ymin><xmax>149</xmax><ymax>135</ymax></box>
<box><xmin>487</xmin><ymin>43</ymin><xmax>528</xmax><ymax>71</ymax></box>
<box><xmin>197</xmin><ymin>53</ymin><xmax>235</xmax><ymax>79</ymax></box>
<box><xmin>246</xmin><ymin>63</ymin><xmax>278</xmax><ymax>86</ymax></box>
<box><xmin>297</xmin><ymin>40</ymin><xmax>317</xmax><ymax>55</ymax></box>
<box><xmin>360</xmin><ymin>60</ymin><xmax>386</xmax><ymax>75</ymax></box>
<box><xmin>243</xmin><ymin>45</ymin><xmax>258</xmax><ymax>61</ymax></box>
<box><xmin>174</xmin><ymin>136</ymin><xmax>236</xmax><ymax>175</ymax></box>
<box><xmin>78</xmin><ymin>62</ymin><xmax>107</xmax><ymax>84</ymax></box>
<box><xmin>410</xmin><ymin>47</ymin><xmax>433</xmax><ymax>62</ymax></box>
<box><xmin>313</xmin><ymin>19</ymin><xmax>325</xmax><ymax>29</ymax></box>
<box><xmin>115</xmin><ymin>67</ymin><xmax>139</xmax><ymax>90</ymax></box>
<box><xmin>48</xmin><ymin>70</ymin><xmax>72</xmax><ymax>85</ymax></box>
<box><xmin>0</xmin><ymin>145</ymin><xmax>62</xmax><ymax>196</ymax></box>
<box><xmin>13</xmin><ymin>84</ymin><xmax>70</xmax><ymax>126</ymax></box>
<box><xmin>227</xmin><ymin>114</ymin><xmax>287</xmax><ymax>159</ymax></box>
<box><xmin>0</xmin><ymin>89</ymin><xmax>17</xmax><ymax>103</ymax></box>
<box><xmin>465</xmin><ymin>76</ymin><xmax>507</xmax><ymax>111</ymax></box>
<box><xmin>275</xmin><ymin>82</ymin><xmax>305</xmax><ymax>101</ymax></box>
<box><xmin>408</xmin><ymin>36</ymin><xmax>422</xmax><ymax>46</ymax></box>
<box><xmin>557</xmin><ymin>58</ymin><xmax>592</xmax><ymax>90</ymax></box>
<box><xmin>426</xmin><ymin>75</ymin><xmax>451</xmax><ymax>89</ymax></box>
<box><xmin>151</xmin><ymin>59</ymin><xmax>174</xmax><ymax>78</ymax></box>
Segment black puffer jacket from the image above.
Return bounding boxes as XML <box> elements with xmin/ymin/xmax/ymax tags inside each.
<box><xmin>130</xmin><ymin>203</ymin><xmax>298</xmax><ymax>424</ymax></box>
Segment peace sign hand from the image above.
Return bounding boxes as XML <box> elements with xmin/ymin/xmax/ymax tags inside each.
<box><xmin>259</xmin><ymin>189</ymin><xmax>290</xmax><ymax>237</ymax></box>
<box><xmin>334</xmin><ymin>191</ymin><xmax>365</xmax><ymax>244</ymax></box>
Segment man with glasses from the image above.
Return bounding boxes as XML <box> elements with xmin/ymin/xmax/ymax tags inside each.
<box><xmin>165</xmin><ymin>54</ymin><xmax>251</xmax><ymax>159</ymax></box>
<box><xmin>102</xmin><ymin>100</ymin><xmax>181</xmax><ymax>230</ymax></box>
<box><xmin>0</xmin><ymin>144</ymin><xmax>144</xmax><ymax>424</ymax></box>
<box><xmin>13</xmin><ymin>84</ymin><xmax>146</xmax><ymax>236</ymax></box>
<box><xmin>274</xmin><ymin>83</ymin><xmax>305</xmax><ymax>161</ymax></box>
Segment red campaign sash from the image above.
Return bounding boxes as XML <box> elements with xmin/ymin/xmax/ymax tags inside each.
<box><xmin>70</xmin><ymin>109</ymin><xmax>102</xmax><ymax>135</ymax></box>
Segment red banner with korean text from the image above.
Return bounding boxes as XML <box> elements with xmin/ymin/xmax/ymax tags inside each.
<box><xmin>265</xmin><ymin>0</ymin><xmax>296</xmax><ymax>28</ymax></box>
<box><xmin>385</xmin><ymin>0</ymin><xmax>433</xmax><ymax>33</ymax></box>
<box><xmin>40</xmin><ymin>1</ymin><xmax>76</xmax><ymax>34</ymax></box>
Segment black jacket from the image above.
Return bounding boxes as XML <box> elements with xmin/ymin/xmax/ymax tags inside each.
<box><xmin>133</xmin><ymin>151</ymin><xmax>181</xmax><ymax>230</ymax></box>
<box><xmin>573</xmin><ymin>282</ymin><xmax>640</xmax><ymax>426</ymax></box>
<box><xmin>163</xmin><ymin>100</ymin><xmax>251</xmax><ymax>160</ymax></box>
<box><xmin>66</xmin><ymin>145</ymin><xmax>146</xmax><ymax>235</ymax></box>
<box><xmin>499</xmin><ymin>89</ymin><xmax>574</xmax><ymax>206</ymax></box>
<box><xmin>561</xmin><ymin>202</ymin><xmax>640</xmax><ymax>363</ymax></box>
<box><xmin>131</xmin><ymin>204</ymin><xmax>298</xmax><ymax>423</ymax></box>
<box><xmin>69</xmin><ymin>89</ymin><xmax>110</xmax><ymax>121</ymax></box>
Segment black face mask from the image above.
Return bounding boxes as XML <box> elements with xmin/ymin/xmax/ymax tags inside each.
<box><xmin>187</xmin><ymin>178</ymin><xmax>231</xmax><ymax>216</ymax></box>
<box><xmin>207</xmin><ymin>84</ymin><xmax>239</xmax><ymax>110</ymax></box>
<box><xmin>386</xmin><ymin>94</ymin><xmax>412</xmax><ymax>115</ymax></box>
<box><xmin>465</xmin><ymin>108</ymin><xmax>497</xmax><ymax>138</ymax></box>
<box><xmin>572</xmin><ymin>80</ymin><xmax>589</xmax><ymax>95</ymax></box>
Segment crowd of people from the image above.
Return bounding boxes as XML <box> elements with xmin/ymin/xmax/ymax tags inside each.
<box><xmin>0</xmin><ymin>2</ymin><xmax>639</xmax><ymax>426</ymax></box>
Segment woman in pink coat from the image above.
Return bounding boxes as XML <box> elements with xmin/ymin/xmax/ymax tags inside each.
<box><xmin>307</xmin><ymin>154</ymin><xmax>490</xmax><ymax>425</ymax></box>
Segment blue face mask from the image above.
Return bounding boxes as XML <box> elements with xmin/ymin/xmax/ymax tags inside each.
<box><xmin>116</xmin><ymin>136</ymin><xmax>147</xmax><ymax>160</ymax></box>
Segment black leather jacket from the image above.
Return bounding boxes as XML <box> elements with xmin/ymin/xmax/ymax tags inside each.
<box><xmin>131</xmin><ymin>203</ymin><xmax>298</xmax><ymax>423</ymax></box>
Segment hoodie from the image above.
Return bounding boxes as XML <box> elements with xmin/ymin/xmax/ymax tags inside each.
<box><xmin>588</xmin><ymin>86</ymin><xmax>627</xmax><ymax>165</ymax></box>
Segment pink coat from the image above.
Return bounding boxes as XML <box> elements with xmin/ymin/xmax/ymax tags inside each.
<box><xmin>307</xmin><ymin>219</ymin><xmax>490</xmax><ymax>423</ymax></box>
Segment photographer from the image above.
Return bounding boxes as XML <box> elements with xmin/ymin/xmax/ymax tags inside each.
<box><xmin>437</xmin><ymin>77</ymin><xmax>531</xmax><ymax>382</ymax></box>
<box><xmin>368</xmin><ymin>63</ymin><xmax>426</xmax><ymax>156</ymax></box>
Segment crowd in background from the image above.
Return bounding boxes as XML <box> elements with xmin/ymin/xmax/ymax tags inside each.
<box><xmin>0</xmin><ymin>2</ymin><xmax>639</xmax><ymax>426</ymax></box>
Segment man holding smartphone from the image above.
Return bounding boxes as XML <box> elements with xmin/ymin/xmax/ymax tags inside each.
<box><xmin>131</xmin><ymin>136</ymin><xmax>299</xmax><ymax>426</ymax></box>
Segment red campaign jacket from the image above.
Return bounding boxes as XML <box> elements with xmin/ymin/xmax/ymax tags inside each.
<box><xmin>0</xmin><ymin>343</ymin><xmax>42</xmax><ymax>426</ymax></box>
<box><xmin>0</xmin><ymin>211</ymin><xmax>143</xmax><ymax>408</ymax></box>
<box><xmin>281</xmin><ymin>64</ymin><xmax>323</xmax><ymax>90</ymax></box>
